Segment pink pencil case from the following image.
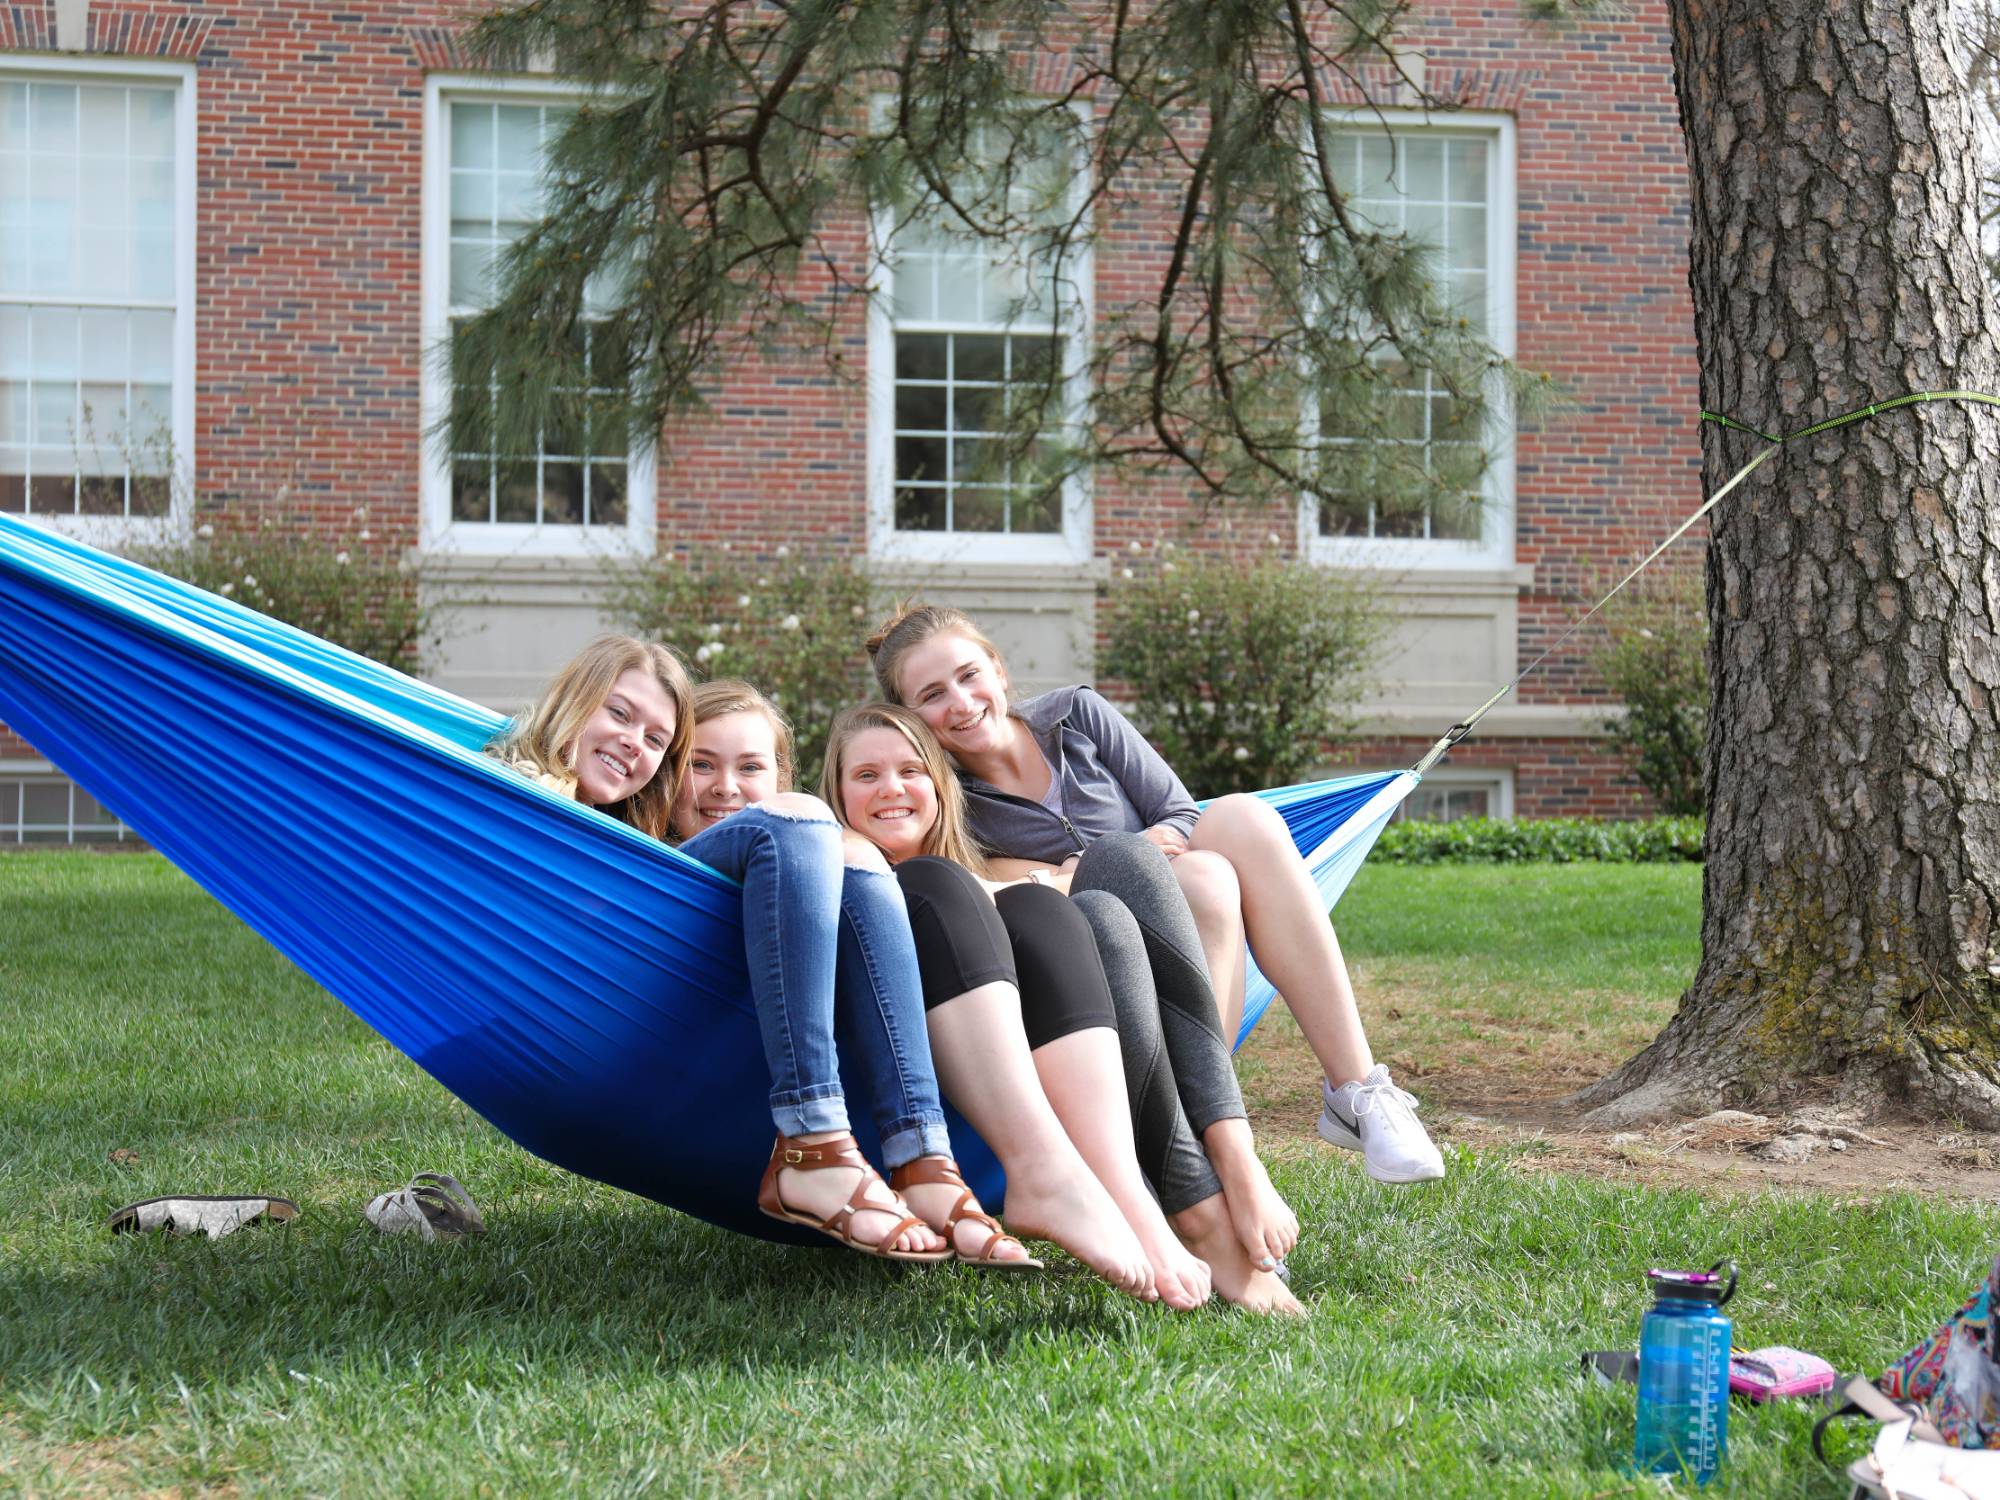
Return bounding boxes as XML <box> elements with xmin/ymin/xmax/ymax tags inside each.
<box><xmin>1728</xmin><ymin>1346</ymin><xmax>1837</xmax><ymax>1401</ymax></box>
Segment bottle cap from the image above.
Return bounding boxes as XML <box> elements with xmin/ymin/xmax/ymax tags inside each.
<box><xmin>1647</xmin><ymin>1262</ymin><xmax>1737</xmax><ymax>1304</ymax></box>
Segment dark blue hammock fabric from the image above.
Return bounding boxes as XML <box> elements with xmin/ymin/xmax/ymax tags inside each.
<box><xmin>0</xmin><ymin>513</ymin><xmax>1411</xmax><ymax>1240</ymax></box>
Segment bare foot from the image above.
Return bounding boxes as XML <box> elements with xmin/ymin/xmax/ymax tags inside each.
<box><xmin>776</xmin><ymin>1134</ymin><xmax>944</xmax><ymax>1257</ymax></box>
<box><xmin>1171</xmin><ymin>1192</ymin><xmax>1304</xmax><ymax>1316</ymax></box>
<box><xmin>895</xmin><ymin>1160</ymin><xmax>1035</xmax><ymax>1266</ymax></box>
<box><xmin>1134</xmin><ymin>1213</ymin><xmax>1213</xmax><ymax>1311</ymax></box>
<box><xmin>998</xmin><ymin>1163</ymin><xmax>1156</xmax><ymax>1301</ymax></box>
<box><xmin>1204</xmin><ymin>1119</ymin><xmax>1299</xmax><ymax>1270</ymax></box>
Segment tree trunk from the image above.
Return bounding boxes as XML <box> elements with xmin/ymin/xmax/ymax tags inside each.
<box><xmin>1575</xmin><ymin>0</ymin><xmax>2000</xmax><ymax>1128</ymax></box>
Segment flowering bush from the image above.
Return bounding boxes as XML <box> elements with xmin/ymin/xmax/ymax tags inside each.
<box><xmin>1102</xmin><ymin>541</ymin><xmax>1385</xmax><ymax>798</ymax></box>
<box><xmin>133</xmin><ymin>505</ymin><xmax>440</xmax><ymax>672</ymax></box>
<box><xmin>605</xmin><ymin>546</ymin><xmax>875</xmax><ymax>779</ymax></box>
<box><xmin>1594</xmin><ymin>568</ymin><xmax>1708</xmax><ymax>815</ymax></box>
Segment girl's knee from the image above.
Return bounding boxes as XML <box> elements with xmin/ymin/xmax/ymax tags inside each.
<box><xmin>1174</xmin><ymin>850</ymin><xmax>1242</xmax><ymax>927</ymax></box>
<box><xmin>1202</xmin><ymin>792</ymin><xmax>1286</xmax><ymax>843</ymax></box>
<box><xmin>763</xmin><ymin>791</ymin><xmax>835</xmax><ymax>822</ymax></box>
<box><xmin>1069</xmin><ymin>887</ymin><xmax>1143</xmax><ymax>950</ymax></box>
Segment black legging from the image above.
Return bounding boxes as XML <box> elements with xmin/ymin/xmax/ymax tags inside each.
<box><xmin>893</xmin><ymin>854</ymin><xmax>1230</xmax><ymax>1214</ymax></box>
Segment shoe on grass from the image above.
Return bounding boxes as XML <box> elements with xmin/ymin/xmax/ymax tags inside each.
<box><xmin>364</xmin><ymin>1173</ymin><xmax>486</xmax><ymax>1242</ymax></box>
<box><xmin>107</xmin><ymin>1195</ymin><xmax>299</xmax><ymax>1239</ymax></box>
<box><xmin>1318</xmin><ymin>1065</ymin><xmax>1445</xmax><ymax>1184</ymax></box>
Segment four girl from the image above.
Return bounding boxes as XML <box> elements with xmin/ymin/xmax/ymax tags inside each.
<box><xmin>490</xmin><ymin>598</ymin><xmax>1440</xmax><ymax>1312</ymax></box>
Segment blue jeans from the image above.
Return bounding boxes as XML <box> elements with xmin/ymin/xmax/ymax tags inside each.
<box><xmin>679</xmin><ymin>803</ymin><xmax>950</xmax><ymax>1169</ymax></box>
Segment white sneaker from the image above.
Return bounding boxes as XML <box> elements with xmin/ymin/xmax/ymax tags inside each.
<box><xmin>1318</xmin><ymin>1065</ymin><xmax>1446</xmax><ymax>1184</ymax></box>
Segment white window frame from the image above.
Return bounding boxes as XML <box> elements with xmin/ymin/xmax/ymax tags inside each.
<box><xmin>2</xmin><ymin>55</ymin><xmax>197</xmax><ymax>548</ymax></box>
<box><xmin>1302</xmin><ymin>109</ymin><xmax>1517</xmax><ymax>574</ymax></box>
<box><xmin>0</xmin><ymin>761</ymin><xmax>134</xmax><ymax>844</ymax></box>
<box><xmin>419</xmin><ymin>74</ymin><xmax>656</xmax><ymax>559</ymax></box>
<box><xmin>865</xmin><ymin>108</ymin><xmax>1094</xmax><ymax>566</ymax></box>
<box><xmin>1395</xmin><ymin>765</ymin><xmax>1515</xmax><ymax>822</ymax></box>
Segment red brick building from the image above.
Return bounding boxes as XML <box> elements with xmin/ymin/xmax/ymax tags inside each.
<box><xmin>0</xmin><ymin>0</ymin><xmax>1702</xmax><ymax>841</ymax></box>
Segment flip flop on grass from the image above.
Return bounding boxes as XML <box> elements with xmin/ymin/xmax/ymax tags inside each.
<box><xmin>106</xmin><ymin>1195</ymin><xmax>299</xmax><ymax>1239</ymax></box>
<box><xmin>363</xmin><ymin>1173</ymin><xmax>485</xmax><ymax>1242</ymax></box>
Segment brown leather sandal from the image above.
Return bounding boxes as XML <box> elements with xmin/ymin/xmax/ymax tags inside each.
<box><xmin>757</xmin><ymin>1134</ymin><xmax>951</xmax><ymax>1263</ymax></box>
<box><xmin>890</xmin><ymin>1156</ymin><xmax>1043</xmax><ymax>1272</ymax></box>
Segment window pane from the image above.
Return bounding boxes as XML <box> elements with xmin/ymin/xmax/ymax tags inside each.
<box><xmin>1404</xmin><ymin>137</ymin><xmax>1444</xmax><ymax>200</ymax></box>
<box><xmin>894</xmin><ymin>382</ymin><xmax>946</xmax><ymax>432</ymax></box>
<box><xmin>894</xmin><ymin>485</ymin><xmax>946</xmax><ymax>531</ymax></box>
<box><xmin>1446</xmin><ymin>138</ymin><xmax>1488</xmax><ymax>199</ymax></box>
<box><xmin>895</xmin><ymin>434</ymin><xmax>948</xmax><ymax>485</ymax></box>
<box><xmin>895</xmin><ymin>334</ymin><xmax>948</xmax><ymax>381</ymax></box>
<box><xmin>451</xmin><ymin>104</ymin><xmax>494</xmax><ymax>171</ymax></box>
<box><xmin>588</xmin><ymin>462</ymin><xmax>626</xmax><ymax>527</ymax></box>
<box><xmin>452</xmin><ymin>461</ymin><xmax>492</xmax><ymax>522</ymax></box>
<box><xmin>494</xmin><ymin>463</ymin><xmax>537</xmax><ymax>523</ymax></box>
<box><xmin>79</xmin><ymin>86</ymin><xmax>125</xmax><ymax>156</ymax></box>
<box><xmin>953</xmin><ymin>486</ymin><xmax>1005</xmax><ymax>532</ymax></box>
<box><xmin>954</xmin><ymin>335</ymin><xmax>1006</xmax><ymax>383</ymax></box>
<box><xmin>543</xmin><ymin>462</ymin><xmax>584</xmax><ymax>524</ymax></box>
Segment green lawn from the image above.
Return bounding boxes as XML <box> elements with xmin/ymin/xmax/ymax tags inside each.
<box><xmin>2</xmin><ymin>852</ymin><xmax>1989</xmax><ymax>1497</ymax></box>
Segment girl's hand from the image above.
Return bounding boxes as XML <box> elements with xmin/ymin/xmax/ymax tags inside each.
<box><xmin>1142</xmin><ymin>824</ymin><xmax>1189</xmax><ymax>858</ymax></box>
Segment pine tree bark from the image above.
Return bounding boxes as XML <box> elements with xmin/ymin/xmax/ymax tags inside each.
<box><xmin>1575</xmin><ymin>0</ymin><xmax>2000</xmax><ymax>1127</ymax></box>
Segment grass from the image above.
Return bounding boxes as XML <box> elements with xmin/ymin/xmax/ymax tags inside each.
<box><xmin>3</xmin><ymin>852</ymin><xmax>1993</xmax><ymax>1498</ymax></box>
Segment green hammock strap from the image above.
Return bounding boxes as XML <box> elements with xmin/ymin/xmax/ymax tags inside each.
<box><xmin>1408</xmin><ymin>389</ymin><xmax>2000</xmax><ymax>778</ymax></box>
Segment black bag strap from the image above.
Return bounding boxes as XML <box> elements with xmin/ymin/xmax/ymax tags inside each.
<box><xmin>1811</xmin><ymin>1375</ymin><xmax>1942</xmax><ymax>1465</ymax></box>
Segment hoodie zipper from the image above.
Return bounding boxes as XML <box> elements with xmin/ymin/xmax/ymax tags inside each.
<box><xmin>974</xmin><ymin>712</ymin><xmax>1087</xmax><ymax>859</ymax></box>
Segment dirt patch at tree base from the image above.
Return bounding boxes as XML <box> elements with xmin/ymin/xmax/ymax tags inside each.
<box><xmin>1238</xmin><ymin>1008</ymin><xmax>2000</xmax><ymax>1202</ymax></box>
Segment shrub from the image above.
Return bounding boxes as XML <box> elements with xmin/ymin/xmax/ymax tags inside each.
<box><xmin>133</xmin><ymin>506</ymin><xmax>440</xmax><ymax>672</ymax></box>
<box><xmin>1374</xmin><ymin>814</ymin><xmax>1705</xmax><ymax>864</ymax></box>
<box><xmin>605</xmin><ymin>546</ymin><xmax>874</xmax><ymax>780</ymax></box>
<box><xmin>1595</xmin><ymin>570</ymin><xmax>1708</xmax><ymax>815</ymax></box>
<box><xmin>1102</xmin><ymin>543</ymin><xmax>1385</xmax><ymax>798</ymax></box>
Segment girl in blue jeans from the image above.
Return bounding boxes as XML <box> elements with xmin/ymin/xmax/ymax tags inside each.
<box><xmin>489</xmin><ymin>636</ymin><xmax>1019</xmax><ymax>1266</ymax></box>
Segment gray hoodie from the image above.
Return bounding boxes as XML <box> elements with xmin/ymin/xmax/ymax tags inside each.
<box><xmin>958</xmin><ymin>686</ymin><xmax>1200</xmax><ymax>864</ymax></box>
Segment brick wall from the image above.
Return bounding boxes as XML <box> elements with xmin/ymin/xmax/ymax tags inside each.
<box><xmin>3</xmin><ymin>0</ymin><xmax>1705</xmax><ymax>819</ymax></box>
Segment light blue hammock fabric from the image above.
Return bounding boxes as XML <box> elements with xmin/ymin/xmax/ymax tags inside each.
<box><xmin>0</xmin><ymin>513</ymin><xmax>1414</xmax><ymax>1240</ymax></box>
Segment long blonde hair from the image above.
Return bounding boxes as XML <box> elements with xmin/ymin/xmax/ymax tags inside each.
<box><xmin>488</xmin><ymin>635</ymin><xmax>694</xmax><ymax>839</ymax></box>
<box><xmin>864</xmin><ymin>601</ymin><xmax>1008</xmax><ymax>707</ymax></box>
<box><xmin>689</xmin><ymin>679</ymin><xmax>796</xmax><ymax>792</ymax></box>
<box><xmin>821</xmin><ymin>704</ymin><xmax>988</xmax><ymax>875</ymax></box>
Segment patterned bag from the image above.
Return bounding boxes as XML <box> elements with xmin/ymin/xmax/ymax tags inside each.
<box><xmin>1879</xmin><ymin>1252</ymin><xmax>2000</xmax><ymax>1448</ymax></box>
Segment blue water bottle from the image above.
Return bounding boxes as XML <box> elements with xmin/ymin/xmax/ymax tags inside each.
<box><xmin>1634</xmin><ymin>1261</ymin><xmax>1736</xmax><ymax>1485</ymax></box>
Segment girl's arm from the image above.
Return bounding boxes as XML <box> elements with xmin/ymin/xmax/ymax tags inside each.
<box><xmin>1068</xmin><ymin>687</ymin><xmax>1201</xmax><ymax>840</ymax></box>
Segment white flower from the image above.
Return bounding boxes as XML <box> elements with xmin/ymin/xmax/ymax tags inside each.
<box><xmin>1266</xmin><ymin>532</ymin><xmax>1282</xmax><ymax>547</ymax></box>
<box><xmin>335</xmin><ymin>551</ymin><xmax>350</xmax><ymax>565</ymax></box>
<box><xmin>707</xmin><ymin>639</ymin><xmax>725</xmax><ymax>655</ymax></box>
<box><xmin>705</xmin><ymin>622</ymin><xmax>723</xmax><ymax>639</ymax></box>
<box><xmin>1120</xmin><ymin>567</ymin><xmax>1134</xmax><ymax>580</ymax></box>
<box><xmin>1187</xmin><ymin>609</ymin><xmax>1201</xmax><ymax>623</ymax></box>
<box><xmin>775</xmin><ymin>544</ymin><xmax>790</xmax><ymax>558</ymax></box>
<box><xmin>242</xmin><ymin>574</ymin><xmax>257</xmax><ymax>588</ymax></box>
<box><xmin>736</xmin><ymin>594</ymin><xmax>752</xmax><ymax>608</ymax></box>
<box><xmin>218</xmin><ymin>582</ymin><xmax>235</xmax><ymax>596</ymax></box>
<box><xmin>780</xmin><ymin>614</ymin><xmax>801</xmax><ymax>631</ymax></box>
<box><xmin>196</xmin><ymin>523</ymin><xmax>214</xmax><ymax>539</ymax></box>
<box><xmin>1162</xmin><ymin>562</ymin><xmax>1176</xmax><ymax>575</ymax></box>
<box><xmin>721</xmin><ymin>540</ymin><xmax>733</xmax><ymax>551</ymax></box>
<box><xmin>757</xmin><ymin>577</ymin><xmax>770</xmax><ymax>588</ymax></box>
<box><xmin>694</xmin><ymin>643</ymin><xmax>714</xmax><ymax>663</ymax></box>
<box><xmin>1128</xmin><ymin>540</ymin><xmax>1142</xmax><ymax>553</ymax></box>
<box><xmin>851</xmin><ymin>605</ymin><xmax>865</xmax><ymax>618</ymax></box>
<box><xmin>358</xmin><ymin>529</ymin><xmax>372</xmax><ymax>543</ymax></box>
<box><xmin>1233</xmin><ymin>746</ymin><xmax>1251</xmax><ymax>762</ymax></box>
<box><xmin>1160</xmin><ymin>539</ymin><xmax>1177</xmax><ymax>553</ymax></box>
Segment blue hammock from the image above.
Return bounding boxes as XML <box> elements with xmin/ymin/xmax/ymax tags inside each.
<box><xmin>0</xmin><ymin>513</ymin><xmax>1415</xmax><ymax>1241</ymax></box>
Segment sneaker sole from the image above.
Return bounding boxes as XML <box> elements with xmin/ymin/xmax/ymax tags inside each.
<box><xmin>1316</xmin><ymin>1108</ymin><xmax>1446</xmax><ymax>1185</ymax></box>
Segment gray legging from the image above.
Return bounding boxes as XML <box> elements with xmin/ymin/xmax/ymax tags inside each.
<box><xmin>1069</xmin><ymin>832</ymin><xmax>1248</xmax><ymax>1215</ymax></box>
